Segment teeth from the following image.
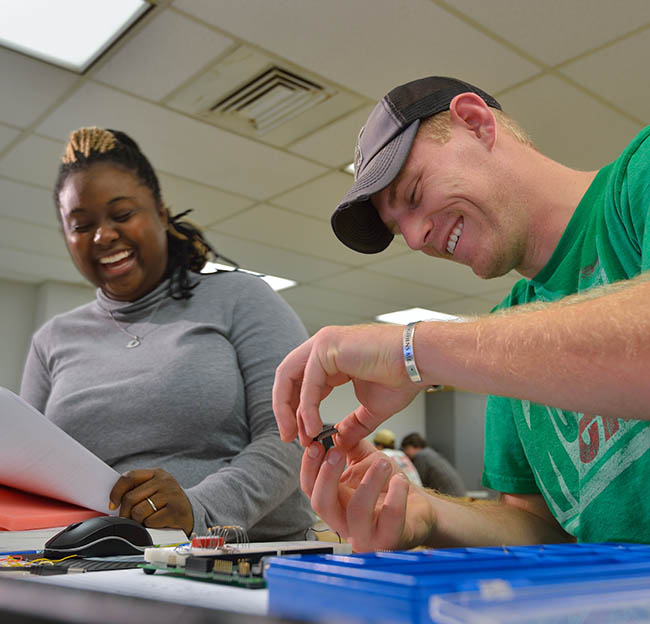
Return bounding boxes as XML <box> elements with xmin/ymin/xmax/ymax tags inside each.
<box><xmin>446</xmin><ymin>220</ymin><xmax>463</xmax><ymax>255</ymax></box>
<box><xmin>99</xmin><ymin>250</ymin><xmax>131</xmax><ymax>264</ymax></box>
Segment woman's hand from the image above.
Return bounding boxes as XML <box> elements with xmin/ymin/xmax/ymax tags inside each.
<box><xmin>109</xmin><ymin>468</ymin><xmax>194</xmax><ymax>536</ymax></box>
<box><xmin>302</xmin><ymin>439</ymin><xmax>437</xmax><ymax>552</ymax></box>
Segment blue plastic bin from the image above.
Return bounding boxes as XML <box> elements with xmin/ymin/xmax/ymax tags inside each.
<box><xmin>266</xmin><ymin>543</ymin><xmax>650</xmax><ymax>624</ymax></box>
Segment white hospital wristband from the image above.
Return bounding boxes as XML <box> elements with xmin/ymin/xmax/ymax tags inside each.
<box><xmin>402</xmin><ymin>321</ymin><xmax>423</xmax><ymax>383</ymax></box>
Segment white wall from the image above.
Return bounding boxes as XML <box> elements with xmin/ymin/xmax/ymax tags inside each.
<box><xmin>33</xmin><ymin>281</ymin><xmax>95</xmax><ymax>331</ymax></box>
<box><xmin>0</xmin><ymin>278</ymin><xmax>94</xmax><ymax>393</ymax></box>
<box><xmin>319</xmin><ymin>381</ymin><xmax>426</xmax><ymax>445</ymax></box>
<box><xmin>0</xmin><ymin>278</ymin><xmax>37</xmax><ymax>392</ymax></box>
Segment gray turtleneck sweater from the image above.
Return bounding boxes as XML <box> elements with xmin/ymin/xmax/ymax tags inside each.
<box><xmin>20</xmin><ymin>271</ymin><xmax>314</xmax><ymax>541</ymax></box>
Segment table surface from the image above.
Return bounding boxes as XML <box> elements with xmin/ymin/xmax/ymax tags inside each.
<box><xmin>25</xmin><ymin>567</ymin><xmax>269</xmax><ymax>615</ymax></box>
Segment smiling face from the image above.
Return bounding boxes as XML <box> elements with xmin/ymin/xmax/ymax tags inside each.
<box><xmin>58</xmin><ymin>163</ymin><xmax>169</xmax><ymax>301</ymax></box>
<box><xmin>372</xmin><ymin>124</ymin><xmax>528</xmax><ymax>280</ymax></box>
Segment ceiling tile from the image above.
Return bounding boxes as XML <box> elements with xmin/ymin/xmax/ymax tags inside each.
<box><xmin>451</xmin><ymin>0</ymin><xmax>650</xmax><ymax>66</ymax></box>
<box><xmin>285</xmin><ymin>301</ymin><xmax>365</xmax><ymax>335</ymax></box>
<box><xmin>214</xmin><ymin>203</ymin><xmax>380</xmax><ymax>265</ymax></box>
<box><xmin>368</xmin><ymin>251</ymin><xmax>520</xmax><ymax>297</ymax></box>
<box><xmin>287</xmin><ymin>104</ymin><xmax>374</xmax><ymax>167</ymax></box>
<box><xmin>560</xmin><ymin>29</ymin><xmax>650</xmax><ymax>123</ymax></box>
<box><xmin>174</xmin><ymin>0</ymin><xmax>539</xmax><ymax>99</ymax></box>
<box><xmin>165</xmin><ymin>43</ymin><xmax>366</xmax><ymax>149</ymax></box>
<box><xmin>35</xmin><ymin>82</ymin><xmax>327</xmax><ymax>199</ymax></box>
<box><xmin>499</xmin><ymin>74</ymin><xmax>644</xmax><ymax>170</ymax></box>
<box><xmin>157</xmin><ymin>172</ymin><xmax>253</xmax><ymax>226</ymax></box>
<box><xmin>93</xmin><ymin>9</ymin><xmax>235</xmax><ymax>101</ymax></box>
<box><xmin>1</xmin><ymin>0</ymin><xmax>647</xmax><ymax>342</ymax></box>
<box><xmin>0</xmin><ymin>179</ymin><xmax>59</xmax><ymax>228</ymax></box>
<box><xmin>0</xmin><ymin>218</ymin><xmax>68</xmax><ymax>259</ymax></box>
<box><xmin>281</xmin><ymin>284</ymin><xmax>401</xmax><ymax>319</ymax></box>
<box><xmin>0</xmin><ymin>134</ymin><xmax>65</xmax><ymax>188</ymax></box>
<box><xmin>271</xmin><ymin>171</ymin><xmax>351</xmax><ymax>221</ymax></box>
<box><xmin>204</xmin><ymin>230</ymin><xmax>348</xmax><ymax>283</ymax></box>
<box><xmin>0</xmin><ymin>124</ymin><xmax>20</xmax><ymax>152</ymax></box>
<box><xmin>0</xmin><ymin>247</ymin><xmax>82</xmax><ymax>284</ymax></box>
<box><xmin>311</xmin><ymin>268</ymin><xmax>460</xmax><ymax>309</ymax></box>
<box><xmin>0</xmin><ymin>48</ymin><xmax>78</xmax><ymax>128</ymax></box>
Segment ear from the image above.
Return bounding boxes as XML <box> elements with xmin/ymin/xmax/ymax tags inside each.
<box><xmin>448</xmin><ymin>92</ymin><xmax>497</xmax><ymax>150</ymax></box>
<box><xmin>158</xmin><ymin>204</ymin><xmax>169</xmax><ymax>227</ymax></box>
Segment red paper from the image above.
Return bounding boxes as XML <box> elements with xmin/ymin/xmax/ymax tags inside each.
<box><xmin>0</xmin><ymin>485</ymin><xmax>104</xmax><ymax>531</ymax></box>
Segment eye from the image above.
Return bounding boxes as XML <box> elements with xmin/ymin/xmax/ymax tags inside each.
<box><xmin>70</xmin><ymin>223</ymin><xmax>92</xmax><ymax>233</ymax></box>
<box><xmin>113</xmin><ymin>211</ymin><xmax>133</xmax><ymax>222</ymax></box>
<box><xmin>409</xmin><ymin>180</ymin><xmax>419</xmax><ymax>205</ymax></box>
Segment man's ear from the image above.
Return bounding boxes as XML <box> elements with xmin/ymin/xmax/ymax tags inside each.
<box><xmin>449</xmin><ymin>92</ymin><xmax>497</xmax><ymax>150</ymax></box>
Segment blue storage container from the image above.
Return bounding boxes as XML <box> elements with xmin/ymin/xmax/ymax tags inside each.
<box><xmin>266</xmin><ymin>543</ymin><xmax>650</xmax><ymax>624</ymax></box>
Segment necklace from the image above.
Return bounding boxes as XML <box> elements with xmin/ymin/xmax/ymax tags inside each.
<box><xmin>101</xmin><ymin>296</ymin><xmax>165</xmax><ymax>349</ymax></box>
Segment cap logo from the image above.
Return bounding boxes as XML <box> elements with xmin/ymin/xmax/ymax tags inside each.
<box><xmin>353</xmin><ymin>125</ymin><xmax>365</xmax><ymax>180</ymax></box>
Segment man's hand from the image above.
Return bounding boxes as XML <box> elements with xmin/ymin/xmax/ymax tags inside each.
<box><xmin>109</xmin><ymin>468</ymin><xmax>193</xmax><ymax>536</ymax></box>
<box><xmin>273</xmin><ymin>324</ymin><xmax>421</xmax><ymax>447</ymax></box>
<box><xmin>301</xmin><ymin>439</ymin><xmax>437</xmax><ymax>552</ymax></box>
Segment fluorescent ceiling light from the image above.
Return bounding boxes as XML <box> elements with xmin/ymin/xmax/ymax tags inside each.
<box><xmin>343</xmin><ymin>162</ymin><xmax>355</xmax><ymax>175</ymax></box>
<box><xmin>0</xmin><ymin>0</ymin><xmax>149</xmax><ymax>73</ymax></box>
<box><xmin>375</xmin><ymin>307</ymin><xmax>461</xmax><ymax>325</ymax></box>
<box><xmin>201</xmin><ymin>261</ymin><xmax>297</xmax><ymax>292</ymax></box>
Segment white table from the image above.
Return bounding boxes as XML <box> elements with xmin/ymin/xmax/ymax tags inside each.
<box><xmin>26</xmin><ymin>567</ymin><xmax>269</xmax><ymax>616</ymax></box>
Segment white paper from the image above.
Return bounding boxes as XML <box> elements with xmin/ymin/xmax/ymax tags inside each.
<box><xmin>0</xmin><ymin>387</ymin><xmax>120</xmax><ymax>514</ymax></box>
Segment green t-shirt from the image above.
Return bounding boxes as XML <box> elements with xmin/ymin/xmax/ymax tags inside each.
<box><xmin>482</xmin><ymin>126</ymin><xmax>650</xmax><ymax>542</ymax></box>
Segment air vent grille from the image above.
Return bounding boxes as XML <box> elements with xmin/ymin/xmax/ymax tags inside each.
<box><xmin>167</xmin><ymin>45</ymin><xmax>366</xmax><ymax>146</ymax></box>
<box><xmin>210</xmin><ymin>66</ymin><xmax>329</xmax><ymax>135</ymax></box>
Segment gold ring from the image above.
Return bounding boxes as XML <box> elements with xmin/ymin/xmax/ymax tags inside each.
<box><xmin>146</xmin><ymin>497</ymin><xmax>158</xmax><ymax>513</ymax></box>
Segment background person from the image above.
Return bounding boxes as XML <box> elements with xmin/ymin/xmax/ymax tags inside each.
<box><xmin>20</xmin><ymin>127</ymin><xmax>314</xmax><ymax>540</ymax></box>
<box><xmin>274</xmin><ymin>75</ymin><xmax>650</xmax><ymax>551</ymax></box>
<box><xmin>400</xmin><ymin>433</ymin><xmax>465</xmax><ymax>496</ymax></box>
<box><xmin>372</xmin><ymin>429</ymin><xmax>422</xmax><ymax>486</ymax></box>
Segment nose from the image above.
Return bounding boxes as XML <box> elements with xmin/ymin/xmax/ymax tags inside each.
<box><xmin>399</xmin><ymin>216</ymin><xmax>431</xmax><ymax>251</ymax></box>
<box><xmin>93</xmin><ymin>223</ymin><xmax>119</xmax><ymax>246</ymax></box>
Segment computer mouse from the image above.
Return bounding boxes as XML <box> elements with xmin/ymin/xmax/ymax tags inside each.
<box><xmin>43</xmin><ymin>516</ymin><xmax>153</xmax><ymax>558</ymax></box>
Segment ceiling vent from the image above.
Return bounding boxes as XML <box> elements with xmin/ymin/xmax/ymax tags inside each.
<box><xmin>210</xmin><ymin>66</ymin><xmax>328</xmax><ymax>135</ymax></box>
<box><xmin>167</xmin><ymin>46</ymin><xmax>366</xmax><ymax>147</ymax></box>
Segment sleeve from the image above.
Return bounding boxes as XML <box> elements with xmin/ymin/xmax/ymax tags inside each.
<box><xmin>184</xmin><ymin>275</ymin><xmax>312</xmax><ymax>535</ymax></box>
<box><xmin>19</xmin><ymin>331</ymin><xmax>52</xmax><ymax>413</ymax></box>
<box><xmin>626</xmin><ymin>134</ymin><xmax>650</xmax><ymax>271</ymax></box>
<box><xmin>611</xmin><ymin>129</ymin><xmax>650</xmax><ymax>271</ymax></box>
<box><xmin>481</xmin><ymin>394</ymin><xmax>539</xmax><ymax>494</ymax></box>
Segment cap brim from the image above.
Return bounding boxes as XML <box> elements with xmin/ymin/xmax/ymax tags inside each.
<box><xmin>331</xmin><ymin>120</ymin><xmax>419</xmax><ymax>254</ymax></box>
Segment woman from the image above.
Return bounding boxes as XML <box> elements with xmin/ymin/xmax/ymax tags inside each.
<box><xmin>19</xmin><ymin>127</ymin><xmax>314</xmax><ymax>540</ymax></box>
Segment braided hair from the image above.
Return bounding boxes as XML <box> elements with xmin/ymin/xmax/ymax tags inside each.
<box><xmin>54</xmin><ymin>127</ymin><xmax>235</xmax><ymax>299</ymax></box>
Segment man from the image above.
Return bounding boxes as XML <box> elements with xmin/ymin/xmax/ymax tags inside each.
<box><xmin>272</xmin><ymin>76</ymin><xmax>650</xmax><ymax>553</ymax></box>
<box><xmin>400</xmin><ymin>433</ymin><xmax>465</xmax><ymax>496</ymax></box>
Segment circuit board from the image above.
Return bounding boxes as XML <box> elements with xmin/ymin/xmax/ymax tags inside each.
<box><xmin>141</xmin><ymin>539</ymin><xmax>351</xmax><ymax>589</ymax></box>
<box><xmin>140</xmin><ymin>561</ymin><xmax>267</xmax><ymax>589</ymax></box>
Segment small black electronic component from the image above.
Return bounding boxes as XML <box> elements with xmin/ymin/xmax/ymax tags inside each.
<box><xmin>313</xmin><ymin>426</ymin><xmax>338</xmax><ymax>443</ymax></box>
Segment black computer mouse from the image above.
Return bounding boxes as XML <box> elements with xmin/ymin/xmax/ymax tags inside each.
<box><xmin>43</xmin><ymin>516</ymin><xmax>153</xmax><ymax>558</ymax></box>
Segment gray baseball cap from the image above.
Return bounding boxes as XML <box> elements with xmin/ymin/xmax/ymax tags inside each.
<box><xmin>331</xmin><ymin>76</ymin><xmax>501</xmax><ymax>254</ymax></box>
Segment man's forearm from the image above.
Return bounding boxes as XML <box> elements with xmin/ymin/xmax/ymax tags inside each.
<box><xmin>417</xmin><ymin>275</ymin><xmax>650</xmax><ymax>420</ymax></box>
<box><xmin>427</xmin><ymin>494</ymin><xmax>574</xmax><ymax>548</ymax></box>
